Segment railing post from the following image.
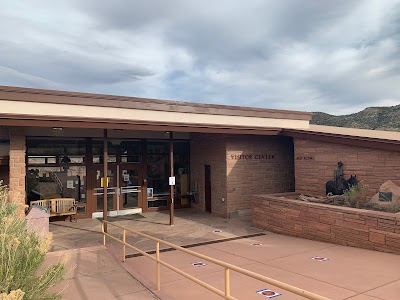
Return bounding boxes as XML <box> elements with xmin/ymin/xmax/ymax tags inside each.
<box><xmin>102</xmin><ymin>222</ymin><xmax>106</xmax><ymax>246</ymax></box>
<box><xmin>225</xmin><ymin>267</ymin><xmax>231</xmax><ymax>299</ymax></box>
<box><xmin>156</xmin><ymin>241</ymin><xmax>161</xmax><ymax>291</ymax></box>
<box><xmin>122</xmin><ymin>229</ymin><xmax>126</xmax><ymax>262</ymax></box>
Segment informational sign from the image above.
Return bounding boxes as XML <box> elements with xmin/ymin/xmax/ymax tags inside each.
<box><xmin>310</xmin><ymin>256</ymin><xmax>330</xmax><ymax>262</ymax></box>
<box><xmin>67</xmin><ymin>180</ymin><xmax>74</xmax><ymax>189</ymax></box>
<box><xmin>191</xmin><ymin>262</ymin><xmax>206</xmax><ymax>267</ymax></box>
<box><xmin>123</xmin><ymin>174</ymin><xmax>129</xmax><ymax>182</ymax></box>
<box><xmin>147</xmin><ymin>188</ymin><xmax>153</xmax><ymax>198</ymax></box>
<box><xmin>256</xmin><ymin>289</ymin><xmax>281</xmax><ymax>298</ymax></box>
<box><xmin>213</xmin><ymin>229</ymin><xmax>222</xmax><ymax>233</ymax></box>
<box><xmin>100</xmin><ymin>177</ymin><xmax>109</xmax><ymax>188</ymax></box>
<box><xmin>379</xmin><ymin>192</ymin><xmax>392</xmax><ymax>202</ymax></box>
<box><xmin>252</xmin><ymin>243</ymin><xmax>263</xmax><ymax>246</ymax></box>
<box><xmin>169</xmin><ymin>176</ymin><xmax>176</xmax><ymax>186</ymax></box>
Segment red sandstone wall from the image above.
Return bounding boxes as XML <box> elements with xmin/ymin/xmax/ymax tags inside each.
<box><xmin>190</xmin><ymin>133</ymin><xmax>228</xmax><ymax>217</ymax></box>
<box><xmin>226</xmin><ymin>136</ymin><xmax>294</xmax><ymax>213</ymax></box>
<box><xmin>294</xmin><ymin>138</ymin><xmax>400</xmax><ymax>197</ymax></box>
<box><xmin>253</xmin><ymin>194</ymin><xmax>400</xmax><ymax>254</ymax></box>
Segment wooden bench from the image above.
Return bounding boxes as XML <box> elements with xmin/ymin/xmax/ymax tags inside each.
<box><xmin>30</xmin><ymin>198</ymin><xmax>77</xmax><ymax>222</ymax></box>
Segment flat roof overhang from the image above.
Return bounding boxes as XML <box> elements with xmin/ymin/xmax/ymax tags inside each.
<box><xmin>0</xmin><ymin>113</ymin><xmax>283</xmax><ymax>135</ymax></box>
<box><xmin>0</xmin><ymin>86</ymin><xmax>312</xmax><ymax>135</ymax></box>
<box><xmin>282</xmin><ymin>127</ymin><xmax>400</xmax><ymax>152</ymax></box>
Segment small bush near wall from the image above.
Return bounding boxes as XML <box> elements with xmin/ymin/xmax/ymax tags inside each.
<box><xmin>0</xmin><ymin>182</ymin><xmax>65</xmax><ymax>300</ymax></box>
<box><xmin>252</xmin><ymin>193</ymin><xmax>400</xmax><ymax>255</ymax></box>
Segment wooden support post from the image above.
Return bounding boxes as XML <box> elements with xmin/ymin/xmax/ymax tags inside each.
<box><xmin>169</xmin><ymin>131</ymin><xmax>174</xmax><ymax>226</ymax></box>
<box><xmin>103</xmin><ymin>129</ymin><xmax>108</xmax><ymax>232</ymax></box>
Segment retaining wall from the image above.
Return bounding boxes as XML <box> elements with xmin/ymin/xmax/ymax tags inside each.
<box><xmin>252</xmin><ymin>193</ymin><xmax>400</xmax><ymax>254</ymax></box>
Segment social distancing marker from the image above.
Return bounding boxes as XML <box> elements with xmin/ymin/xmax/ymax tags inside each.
<box><xmin>191</xmin><ymin>262</ymin><xmax>207</xmax><ymax>267</ymax></box>
<box><xmin>256</xmin><ymin>288</ymin><xmax>281</xmax><ymax>298</ymax></box>
<box><xmin>310</xmin><ymin>256</ymin><xmax>330</xmax><ymax>262</ymax></box>
<box><xmin>252</xmin><ymin>243</ymin><xmax>263</xmax><ymax>246</ymax></box>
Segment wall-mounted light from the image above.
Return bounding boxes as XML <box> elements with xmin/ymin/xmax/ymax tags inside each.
<box><xmin>165</xmin><ymin>131</ymin><xmax>170</xmax><ymax>134</ymax></box>
<box><xmin>52</xmin><ymin>127</ymin><xmax>63</xmax><ymax>131</ymax></box>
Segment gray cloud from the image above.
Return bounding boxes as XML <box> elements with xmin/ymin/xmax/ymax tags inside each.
<box><xmin>0</xmin><ymin>0</ymin><xmax>399</xmax><ymax>114</ymax></box>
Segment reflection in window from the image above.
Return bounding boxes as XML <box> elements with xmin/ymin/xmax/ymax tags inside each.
<box><xmin>26</xmin><ymin>166</ymin><xmax>86</xmax><ymax>210</ymax></box>
<box><xmin>146</xmin><ymin>141</ymin><xmax>190</xmax><ymax>208</ymax></box>
<box><xmin>26</xmin><ymin>138</ymin><xmax>87</xmax><ymax>215</ymax></box>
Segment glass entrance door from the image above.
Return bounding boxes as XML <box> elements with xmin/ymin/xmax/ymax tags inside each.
<box><xmin>92</xmin><ymin>164</ymin><xmax>142</xmax><ymax>215</ymax></box>
<box><xmin>93</xmin><ymin>166</ymin><xmax>117</xmax><ymax>211</ymax></box>
<box><xmin>119</xmin><ymin>165</ymin><xmax>142</xmax><ymax>210</ymax></box>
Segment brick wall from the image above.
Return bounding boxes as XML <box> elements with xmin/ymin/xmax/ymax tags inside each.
<box><xmin>226</xmin><ymin>135</ymin><xmax>294</xmax><ymax>213</ymax></box>
<box><xmin>9</xmin><ymin>131</ymin><xmax>26</xmax><ymax>216</ymax></box>
<box><xmin>294</xmin><ymin>138</ymin><xmax>400</xmax><ymax>197</ymax></box>
<box><xmin>190</xmin><ymin>133</ymin><xmax>228</xmax><ymax>217</ymax></box>
<box><xmin>253</xmin><ymin>194</ymin><xmax>400</xmax><ymax>254</ymax></box>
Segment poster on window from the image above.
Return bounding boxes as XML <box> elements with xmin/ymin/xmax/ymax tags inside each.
<box><xmin>123</xmin><ymin>174</ymin><xmax>129</xmax><ymax>182</ymax></box>
<box><xmin>147</xmin><ymin>188</ymin><xmax>153</xmax><ymax>198</ymax></box>
<box><xmin>67</xmin><ymin>180</ymin><xmax>74</xmax><ymax>189</ymax></box>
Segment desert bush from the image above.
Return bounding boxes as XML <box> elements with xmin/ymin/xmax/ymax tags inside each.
<box><xmin>344</xmin><ymin>181</ymin><xmax>369</xmax><ymax>209</ymax></box>
<box><xmin>0</xmin><ymin>182</ymin><xmax>65</xmax><ymax>300</ymax></box>
<box><xmin>387</xmin><ymin>203</ymin><xmax>400</xmax><ymax>213</ymax></box>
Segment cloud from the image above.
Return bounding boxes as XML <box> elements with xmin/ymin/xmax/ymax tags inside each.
<box><xmin>0</xmin><ymin>0</ymin><xmax>399</xmax><ymax>114</ymax></box>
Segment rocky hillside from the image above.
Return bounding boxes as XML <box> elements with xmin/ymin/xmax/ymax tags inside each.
<box><xmin>311</xmin><ymin>104</ymin><xmax>400</xmax><ymax>132</ymax></box>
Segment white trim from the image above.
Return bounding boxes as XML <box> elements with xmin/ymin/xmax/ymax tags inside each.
<box><xmin>0</xmin><ymin>100</ymin><xmax>310</xmax><ymax>130</ymax></box>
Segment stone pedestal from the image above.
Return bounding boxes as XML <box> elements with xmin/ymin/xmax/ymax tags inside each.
<box><xmin>9</xmin><ymin>132</ymin><xmax>26</xmax><ymax>217</ymax></box>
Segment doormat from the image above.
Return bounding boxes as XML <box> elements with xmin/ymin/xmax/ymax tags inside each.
<box><xmin>256</xmin><ymin>288</ymin><xmax>281</xmax><ymax>298</ymax></box>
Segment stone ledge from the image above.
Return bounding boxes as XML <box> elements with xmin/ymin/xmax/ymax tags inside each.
<box><xmin>252</xmin><ymin>193</ymin><xmax>400</xmax><ymax>255</ymax></box>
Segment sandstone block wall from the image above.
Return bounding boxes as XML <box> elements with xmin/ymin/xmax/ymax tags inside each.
<box><xmin>253</xmin><ymin>194</ymin><xmax>400</xmax><ymax>254</ymax></box>
<box><xmin>9</xmin><ymin>132</ymin><xmax>26</xmax><ymax>216</ymax></box>
<box><xmin>226</xmin><ymin>135</ymin><xmax>294</xmax><ymax>213</ymax></box>
<box><xmin>190</xmin><ymin>133</ymin><xmax>295</xmax><ymax>217</ymax></box>
<box><xmin>190</xmin><ymin>133</ymin><xmax>228</xmax><ymax>217</ymax></box>
<box><xmin>294</xmin><ymin>138</ymin><xmax>400</xmax><ymax>197</ymax></box>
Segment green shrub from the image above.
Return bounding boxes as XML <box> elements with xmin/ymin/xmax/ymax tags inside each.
<box><xmin>0</xmin><ymin>182</ymin><xmax>65</xmax><ymax>300</ymax></box>
<box><xmin>344</xmin><ymin>181</ymin><xmax>369</xmax><ymax>209</ymax></box>
<box><xmin>387</xmin><ymin>203</ymin><xmax>400</xmax><ymax>213</ymax></box>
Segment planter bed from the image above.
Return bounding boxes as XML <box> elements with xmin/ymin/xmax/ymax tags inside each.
<box><xmin>252</xmin><ymin>192</ymin><xmax>400</xmax><ymax>255</ymax></box>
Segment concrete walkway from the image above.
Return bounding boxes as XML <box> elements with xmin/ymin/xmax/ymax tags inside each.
<box><xmin>46</xmin><ymin>245</ymin><xmax>158</xmax><ymax>300</ymax></box>
<box><xmin>48</xmin><ymin>209</ymin><xmax>400</xmax><ymax>300</ymax></box>
<box><xmin>118</xmin><ymin>232</ymin><xmax>400</xmax><ymax>300</ymax></box>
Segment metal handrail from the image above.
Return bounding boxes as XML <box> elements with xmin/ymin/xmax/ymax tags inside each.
<box><xmin>101</xmin><ymin>221</ymin><xmax>331</xmax><ymax>300</ymax></box>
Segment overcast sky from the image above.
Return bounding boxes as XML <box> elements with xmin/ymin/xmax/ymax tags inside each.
<box><xmin>1</xmin><ymin>1</ymin><xmax>399</xmax><ymax>115</ymax></box>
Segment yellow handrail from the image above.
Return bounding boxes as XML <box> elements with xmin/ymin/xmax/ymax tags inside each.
<box><xmin>101</xmin><ymin>221</ymin><xmax>331</xmax><ymax>300</ymax></box>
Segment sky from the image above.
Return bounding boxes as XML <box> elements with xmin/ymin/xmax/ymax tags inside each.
<box><xmin>0</xmin><ymin>0</ymin><xmax>399</xmax><ymax>115</ymax></box>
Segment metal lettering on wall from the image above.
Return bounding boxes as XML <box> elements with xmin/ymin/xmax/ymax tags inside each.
<box><xmin>230</xmin><ymin>154</ymin><xmax>275</xmax><ymax>160</ymax></box>
<box><xmin>295</xmin><ymin>156</ymin><xmax>314</xmax><ymax>160</ymax></box>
